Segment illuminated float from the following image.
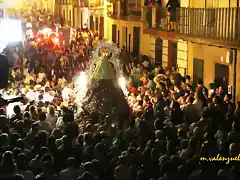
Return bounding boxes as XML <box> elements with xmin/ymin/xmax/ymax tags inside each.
<box><xmin>75</xmin><ymin>40</ymin><xmax>129</xmax><ymax>117</ymax></box>
<box><xmin>35</xmin><ymin>28</ymin><xmax>62</xmax><ymax>49</ymax></box>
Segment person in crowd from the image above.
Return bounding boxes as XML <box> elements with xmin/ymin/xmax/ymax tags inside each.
<box><xmin>166</xmin><ymin>0</ymin><xmax>180</xmax><ymax>30</ymax></box>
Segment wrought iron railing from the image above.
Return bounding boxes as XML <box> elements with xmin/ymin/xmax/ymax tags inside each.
<box><xmin>142</xmin><ymin>6</ymin><xmax>240</xmax><ymax>43</ymax></box>
<box><xmin>178</xmin><ymin>7</ymin><xmax>240</xmax><ymax>42</ymax></box>
<box><xmin>142</xmin><ymin>6</ymin><xmax>172</xmax><ymax>31</ymax></box>
<box><xmin>107</xmin><ymin>1</ymin><xmax>141</xmax><ymax>18</ymax></box>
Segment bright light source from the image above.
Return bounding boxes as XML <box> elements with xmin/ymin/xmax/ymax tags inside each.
<box><xmin>53</xmin><ymin>38</ymin><xmax>59</xmax><ymax>44</ymax></box>
<box><xmin>41</xmin><ymin>28</ymin><xmax>52</xmax><ymax>36</ymax></box>
<box><xmin>0</xmin><ymin>41</ymin><xmax>8</xmax><ymax>53</ymax></box>
<box><xmin>0</xmin><ymin>19</ymin><xmax>23</xmax><ymax>42</ymax></box>
<box><xmin>26</xmin><ymin>22</ymin><xmax>32</xmax><ymax>28</ymax></box>
<box><xmin>75</xmin><ymin>72</ymin><xmax>88</xmax><ymax>104</ymax></box>
<box><xmin>77</xmin><ymin>72</ymin><xmax>88</xmax><ymax>91</ymax></box>
<box><xmin>118</xmin><ymin>76</ymin><xmax>128</xmax><ymax>95</ymax></box>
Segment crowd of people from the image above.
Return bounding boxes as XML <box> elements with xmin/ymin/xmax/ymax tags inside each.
<box><xmin>0</xmin><ymin>7</ymin><xmax>240</xmax><ymax>180</ymax></box>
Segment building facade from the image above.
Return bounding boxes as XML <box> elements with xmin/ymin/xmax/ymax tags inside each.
<box><xmin>87</xmin><ymin>0</ymin><xmax>107</xmax><ymax>39</ymax></box>
<box><xmin>37</xmin><ymin>0</ymin><xmax>55</xmax><ymax>12</ymax></box>
<box><xmin>106</xmin><ymin>0</ymin><xmax>240</xmax><ymax>102</ymax></box>
<box><xmin>55</xmin><ymin>0</ymin><xmax>73</xmax><ymax>26</ymax></box>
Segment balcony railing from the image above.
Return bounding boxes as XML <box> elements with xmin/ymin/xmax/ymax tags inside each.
<box><xmin>143</xmin><ymin>6</ymin><xmax>240</xmax><ymax>43</ymax></box>
<box><xmin>178</xmin><ymin>7</ymin><xmax>240</xmax><ymax>43</ymax></box>
<box><xmin>107</xmin><ymin>3</ymin><xmax>118</xmax><ymax>18</ymax></box>
<box><xmin>142</xmin><ymin>6</ymin><xmax>172</xmax><ymax>31</ymax></box>
<box><xmin>128</xmin><ymin>1</ymin><xmax>141</xmax><ymax>16</ymax></box>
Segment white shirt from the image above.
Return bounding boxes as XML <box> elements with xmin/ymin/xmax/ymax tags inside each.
<box><xmin>35</xmin><ymin>91</ymin><xmax>41</xmax><ymax>101</ymax></box>
<box><xmin>43</xmin><ymin>93</ymin><xmax>54</xmax><ymax>102</ymax></box>
<box><xmin>5</xmin><ymin>95</ymin><xmax>25</xmax><ymax>118</ymax></box>
<box><xmin>193</xmin><ymin>99</ymin><xmax>203</xmax><ymax>117</ymax></box>
<box><xmin>26</xmin><ymin>90</ymin><xmax>36</xmax><ymax>101</ymax></box>
<box><xmin>62</xmin><ymin>88</ymin><xmax>72</xmax><ymax>101</ymax></box>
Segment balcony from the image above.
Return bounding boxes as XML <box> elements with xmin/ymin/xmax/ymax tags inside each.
<box><xmin>107</xmin><ymin>1</ymin><xmax>141</xmax><ymax>21</ymax></box>
<box><xmin>178</xmin><ymin>7</ymin><xmax>240</xmax><ymax>46</ymax></box>
<box><xmin>142</xmin><ymin>6</ymin><xmax>178</xmax><ymax>39</ymax></box>
<box><xmin>143</xmin><ymin>7</ymin><xmax>240</xmax><ymax>47</ymax></box>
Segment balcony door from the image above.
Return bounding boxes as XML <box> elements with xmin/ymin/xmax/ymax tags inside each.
<box><xmin>112</xmin><ymin>24</ymin><xmax>117</xmax><ymax>43</ymax></box>
<box><xmin>193</xmin><ymin>58</ymin><xmax>204</xmax><ymax>85</ymax></box>
<box><xmin>120</xmin><ymin>0</ymin><xmax>128</xmax><ymax>16</ymax></box>
<box><xmin>90</xmin><ymin>15</ymin><xmax>94</xmax><ymax>30</ymax></box>
<box><xmin>215</xmin><ymin>63</ymin><xmax>229</xmax><ymax>90</ymax></box>
<box><xmin>146</xmin><ymin>7</ymin><xmax>152</xmax><ymax>28</ymax></box>
<box><xmin>155</xmin><ymin>38</ymin><xmax>162</xmax><ymax>66</ymax></box>
<box><xmin>133</xmin><ymin>27</ymin><xmax>140</xmax><ymax>57</ymax></box>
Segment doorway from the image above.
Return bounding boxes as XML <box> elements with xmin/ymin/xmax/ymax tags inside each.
<box><xmin>155</xmin><ymin>38</ymin><xmax>163</xmax><ymax>66</ymax></box>
<box><xmin>95</xmin><ymin>17</ymin><xmax>99</xmax><ymax>31</ymax></box>
<box><xmin>126</xmin><ymin>27</ymin><xmax>128</xmax><ymax>50</ymax></box>
<box><xmin>128</xmin><ymin>34</ymin><xmax>131</xmax><ymax>52</ymax></box>
<box><xmin>81</xmin><ymin>11</ymin><xmax>83</xmax><ymax>28</ymax></box>
<box><xmin>122</xmin><ymin>26</ymin><xmax>127</xmax><ymax>48</ymax></box>
<box><xmin>133</xmin><ymin>27</ymin><xmax>140</xmax><ymax>57</ymax></box>
<box><xmin>215</xmin><ymin>63</ymin><xmax>229</xmax><ymax>90</ymax></box>
<box><xmin>112</xmin><ymin>24</ymin><xmax>117</xmax><ymax>43</ymax></box>
<box><xmin>72</xmin><ymin>8</ymin><xmax>75</xmax><ymax>27</ymax></box>
<box><xmin>90</xmin><ymin>15</ymin><xmax>94</xmax><ymax>30</ymax></box>
<box><xmin>146</xmin><ymin>7</ymin><xmax>152</xmax><ymax>28</ymax></box>
<box><xmin>117</xmin><ymin>30</ymin><xmax>120</xmax><ymax>45</ymax></box>
<box><xmin>193</xmin><ymin>58</ymin><xmax>204</xmax><ymax>85</ymax></box>
<box><xmin>168</xmin><ymin>41</ymin><xmax>177</xmax><ymax>68</ymax></box>
<box><xmin>100</xmin><ymin>17</ymin><xmax>104</xmax><ymax>39</ymax></box>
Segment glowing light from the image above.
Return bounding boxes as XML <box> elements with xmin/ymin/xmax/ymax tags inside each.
<box><xmin>53</xmin><ymin>38</ymin><xmax>59</xmax><ymax>44</ymax></box>
<box><xmin>118</xmin><ymin>76</ymin><xmax>128</xmax><ymax>95</ymax></box>
<box><xmin>4</xmin><ymin>0</ymin><xmax>22</xmax><ymax>7</ymax></box>
<box><xmin>0</xmin><ymin>41</ymin><xmax>8</xmax><ymax>53</ymax></box>
<box><xmin>75</xmin><ymin>72</ymin><xmax>88</xmax><ymax>105</ymax></box>
<box><xmin>38</xmin><ymin>38</ymin><xmax>41</xmax><ymax>42</ymax></box>
<box><xmin>41</xmin><ymin>28</ymin><xmax>52</xmax><ymax>36</ymax></box>
<box><xmin>77</xmin><ymin>72</ymin><xmax>88</xmax><ymax>91</ymax></box>
<box><xmin>0</xmin><ymin>19</ymin><xmax>22</xmax><ymax>42</ymax></box>
<box><xmin>26</xmin><ymin>22</ymin><xmax>32</xmax><ymax>28</ymax></box>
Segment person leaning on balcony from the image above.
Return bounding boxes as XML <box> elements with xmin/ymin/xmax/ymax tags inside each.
<box><xmin>166</xmin><ymin>0</ymin><xmax>180</xmax><ymax>31</ymax></box>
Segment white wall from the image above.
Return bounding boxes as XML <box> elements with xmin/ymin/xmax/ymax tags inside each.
<box><xmin>177</xmin><ymin>40</ymin><xmax>187</xmax><ymax>76</ymax></box>
<box><xmin>83</xmin><ymin>8</ymin><xmax>88</xmax><ymax>27</ymax></box>
<box><xmin>162</xmin><ymin>40</ymin><xmax>168</xmax><ymax>67</ymax></box>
